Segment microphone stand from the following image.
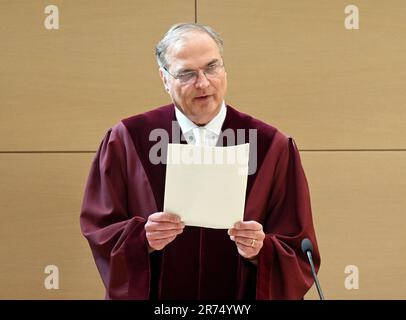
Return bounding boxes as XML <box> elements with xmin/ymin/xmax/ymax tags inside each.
<box><xmin>305</xmin><ymin>249</ymin><xmax>324</xmax><ymax>300</ymax></box>
<box><xmin>301</xmin><ymin>238</ymin><xmax>324</xmax><ymax>300</ymax></box>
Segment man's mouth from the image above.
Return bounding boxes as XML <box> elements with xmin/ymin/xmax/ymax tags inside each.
<box><xmin>194</xmin><ymin>95</ymin><xmax>211</xmax><ymax>101</ymax></box>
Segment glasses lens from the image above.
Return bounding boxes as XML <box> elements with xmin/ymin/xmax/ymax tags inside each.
<box><xmin>176</xmin><ymin>64</ymin><xmax>223</xmax><ymax>84</ymax></box>
<box><xmin>178</xmin><ymin>72</ymin><xmax>196</xmax><ymax>84</ymax></box>
<box><xmin>206</xmin><ymin>64</ymin><xmax>219</xmax><ymax>75</ymax></box>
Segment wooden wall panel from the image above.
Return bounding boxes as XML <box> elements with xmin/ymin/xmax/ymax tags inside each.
<box><xmin>0</xmin><ymin>0</ymin><xmax>193</xmax><ymax>151</ymax></box>
<box><xmin>302</xmin><ymin>151</ymin><xmax>406</xmax><ymax>299</ymax></box>
<box><xmin>198</xmin><ymin>0</ymin><xmax>406</xmax><ymax>149</ymax></box>
<box><xmin>0</xmin><ymin>154</ymin><xmax>104</xmax><ymax>299</ymax></box>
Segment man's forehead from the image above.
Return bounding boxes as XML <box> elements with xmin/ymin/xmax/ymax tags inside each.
<box><xmin>166</xmin><ymin>32</ymin><xmax>221</xmax><ymax>68</ymax></box>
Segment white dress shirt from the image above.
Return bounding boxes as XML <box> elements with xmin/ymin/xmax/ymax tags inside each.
<box><xmin>174</xmin><ymin>101</ymin><xmax>227</xmax><ymax>146</ymax></box>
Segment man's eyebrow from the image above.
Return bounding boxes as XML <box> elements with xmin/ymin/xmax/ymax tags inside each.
<box><xmin>206</xmin><ymin>58</ymin><xmax>220</xmax><ymax>66</ymax></box>
<box><xmin>177</xmin><ymin>67</ymin><xmax>194</xmax><ymax>74</ymax></box>
<box><xmin>177</xmin><ymin>59</ymin><xmax>221</xmax><ymax>74</ymax></box>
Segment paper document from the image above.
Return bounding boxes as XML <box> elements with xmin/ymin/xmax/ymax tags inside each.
<box><xmin>164</xmin><ymin>143</ymin><xmax>250</xmax><ymax>229</ymax></box>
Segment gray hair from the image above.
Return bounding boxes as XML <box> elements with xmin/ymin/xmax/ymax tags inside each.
<box><xmin>155</xmin><ymin>23</ymin><xmax>224</xmax><ymax>70</ymax></box>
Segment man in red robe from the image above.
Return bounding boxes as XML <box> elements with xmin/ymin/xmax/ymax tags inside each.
<box><xmin>80</xmin><ymin>23</ymin><xmax>321</xmax><ymax>299</ymax></box>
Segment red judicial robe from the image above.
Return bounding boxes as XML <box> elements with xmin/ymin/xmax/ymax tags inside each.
<box><xmin>80</xmin><ymin>104</ymin><xmax>321</xmax><ymax>300</ymax></box>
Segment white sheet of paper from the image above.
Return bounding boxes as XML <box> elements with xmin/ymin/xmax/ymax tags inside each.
<box><xmin>164</xmin><ymin>143</ymin><xmax>250</xmax><ymax>229</ymax></box>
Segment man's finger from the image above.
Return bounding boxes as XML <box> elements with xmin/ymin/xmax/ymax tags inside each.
<box><xmin>149</xmin><ymin>212</ymin><xmax>182</xmax><ymax>223</ymax></box>
<box><xmin>234</xmin><ymin>220</ymin><xmax>262</xmax><ymax>231</ymax></box>
<box><xmin>146</xmin><ymin>229</ymin><xmax>183</xmax><ymax>240</ymax></box>
<box><xmin>149</xmin><ymin>235</ymin><xmax>178</xmax><ymax>251</ymax></box>
<box><xmin>228</xmin><ymin>229</ymin><xmax>265</xmax><ymax>240</ymax></box>
<box><xmin>234</xmin><ymin>236</ymin><xmax>262</xmax><ymax>248</ymax></box>
<box><xmin>145</xmin><ymin>221</ymin><xmax>185</xmax><ymax>232</ymax></box>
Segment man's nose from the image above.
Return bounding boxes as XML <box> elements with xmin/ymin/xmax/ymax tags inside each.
<box><xmin>195</xmin><ymin>70</ymin><xmax>210</xmax><ymax>89</ymax></box>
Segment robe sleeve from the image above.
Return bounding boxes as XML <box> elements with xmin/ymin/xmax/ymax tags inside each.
<box><xmin>80</xmin><ymin>124</ymin><xmax>151</xmax><ymax>299</ymax></box>
<box><xmin>256</xmin><ymin>136</ymin><xmax>321</xmax><ymax>299</ymax></box>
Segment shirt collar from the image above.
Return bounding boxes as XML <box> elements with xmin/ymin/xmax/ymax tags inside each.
<box><xmin>175</xmin><ymin>101</ymin><xmax>227</xmax><ymax>136</ymax></box>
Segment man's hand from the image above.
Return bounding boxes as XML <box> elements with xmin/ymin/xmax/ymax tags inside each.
<box><xmin>145</xmin><ymin>212</ymin><xmax>185</xmax><ymax>253</ymax></box>
<box><xmin>228</xmin><ymin>220</ymin><xmax>265</xmax><ymax>263</ymax></box>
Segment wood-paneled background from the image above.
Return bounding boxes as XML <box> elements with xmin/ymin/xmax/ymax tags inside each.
<box><xmin>1</xmin><ymin>0</ymin><xmax>405</xmax><ymax>299</ymax></box>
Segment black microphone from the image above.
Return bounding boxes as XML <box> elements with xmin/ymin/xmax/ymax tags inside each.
<box><xmin>301</xmin><ymin>238</ymin><xmax>324</xmax><ymax>300</ymax></box>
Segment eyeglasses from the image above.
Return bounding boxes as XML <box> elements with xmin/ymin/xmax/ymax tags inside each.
<box><xmin>163</xmin><ymin>61</ymin><xmax>224</xmax><ymax>85</ymax></box>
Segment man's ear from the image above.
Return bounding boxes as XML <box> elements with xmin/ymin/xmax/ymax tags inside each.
<box><xmin>159</xmin><ymin>68</ymin><xmax>170</xmax><ymax>92</ymax></box>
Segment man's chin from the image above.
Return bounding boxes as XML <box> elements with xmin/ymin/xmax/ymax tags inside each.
<box><xmin>192</xmin><ymin>98</ymin><xmax>220</xmax><ymax>111</ymax></box>
<box><xmin>191</xmin><ymin>105</ymin><xmax>220</xmax><ymax>125</ymax></box>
